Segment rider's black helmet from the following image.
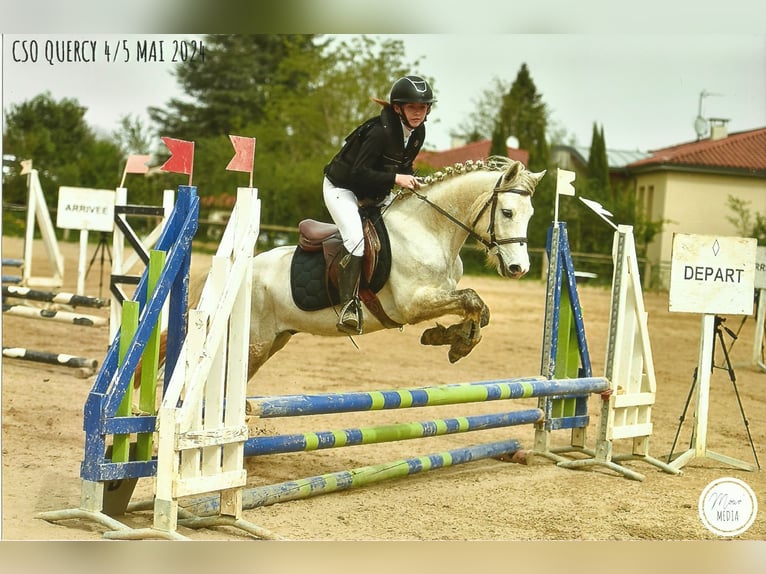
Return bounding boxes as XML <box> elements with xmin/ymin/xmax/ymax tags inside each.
<box><xmin>389</xmin><ymin>75</ymin><xmax>436</xmax><ymax>105</ymax></box>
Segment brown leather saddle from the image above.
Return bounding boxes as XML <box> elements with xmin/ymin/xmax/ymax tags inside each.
<box><xmin>289</xmin><ymin>207</ymin><xmax>401</xmax><ymax>328</ymax></box>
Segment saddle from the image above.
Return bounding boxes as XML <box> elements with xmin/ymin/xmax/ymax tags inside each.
<box><xmin>290</xmin><ymin>207</ymin><xmax>402</xmax><ymax>328</ymax></box>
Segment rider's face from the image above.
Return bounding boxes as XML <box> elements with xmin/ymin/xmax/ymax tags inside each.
<box><xmin>398</xmin><ymin>103</ymin><xmax>429</xmax><ymax>127</ymax></box>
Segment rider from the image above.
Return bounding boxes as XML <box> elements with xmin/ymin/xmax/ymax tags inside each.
<box><xmin>323</xmin><ymin>75</ymin><xmax>436</xmax><ymax>335</ymax></box>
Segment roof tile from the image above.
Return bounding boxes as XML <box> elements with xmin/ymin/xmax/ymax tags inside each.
<box><xmin>628</xmin><ymin>127</ymin><xmax>766</xmax><ymax>171</ymax></box>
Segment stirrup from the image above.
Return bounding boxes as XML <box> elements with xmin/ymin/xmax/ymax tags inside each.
<box><xmin>337</xmin><ymin>298</ymin><xmax>363</xmax><ymax>335</ymax></box>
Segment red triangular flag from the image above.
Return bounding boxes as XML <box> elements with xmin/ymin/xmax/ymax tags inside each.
<box><xmin>124</xmin><ymin>154</ymin><xmax>151</xmax><ymax>174</ymax></box>
<box><xmin>160</xmin><ymin>137</ymin><xmax>194</xmax><ymax>175</ymax></box>
<box><xmin>226</xmin><ymin>135</ymin><xmax>256</xmax><ymax>173</ymax></box>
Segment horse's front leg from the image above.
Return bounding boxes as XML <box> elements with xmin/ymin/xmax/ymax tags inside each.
<box><xmin>421</xmin><ymin>321</ymin><xmax>480</xmax><ymax>363</ymax></box>
<box><xmin>406</xmin><ymin>287</ymin><xmax>490</xmax><ymax>363</ymax></box>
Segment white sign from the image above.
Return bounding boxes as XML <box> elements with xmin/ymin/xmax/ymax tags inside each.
<box><xmin>755</xmin><ymin>246</ymin><xmax>766</xmax><ymax>290</ymax></box>
<box><xmin>669</xmin><ymin>233</ymin><xmax>756</xmax><ymax>315</ymax></box>
<box><xmin>56</xmin><ymin>187</ymin><xmax>115</xmax><ymax>232</ymax></box>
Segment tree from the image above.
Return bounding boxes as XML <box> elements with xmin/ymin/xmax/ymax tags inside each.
<box><xmin>576</xmin><ymin>123</ymin><xmax>613</xmax><ymax>253</ymax></box>
<box><xmin>454</xmin><ymin>77</ymin><xmax>511</xmax><ymax>144</ymax></box>
<box><xmin>492</xmin><ymin>64</ymin><xmax>554</xmax><ymax>250</ymax></box>
<box><xmin>586</xmin><ymin>123</ymin><xmax>610</xmax><ymax>201</ymax></box>
<box><xmin>493</xmin><ymin>64</ymin><xmax>550</xmax><ymax>173</ymax></box>
<box><xmin>727</xmin><ymin>195</ymin><xmax>766</xmax><ymax>244</ymax></box>
<box><xmin>148</xmin><ymin>34</ymin><xmax>421</xmax><ymax>227</ymax></box>
<box><xmin>113</xmin><ymin>114</ymin><xmax>156</xmax><ymax>156</ymax></box>
<box><xmin>145</xmin><ymin>35</ymin><xmax>326</xmax><ymax>225</ymax></box>
<box><xmin>489</xmin><ymin>125</ymin><xmax>508</xmax><ymax>157</ymax></box>
<box><xmin>149</xmin><ymin>35</ymin><xmax>320</xmax><ymax>140</ymax></box>
<box><xmin>2</xmin><ymin>92</ymin><xmax>123</xmax><ymax>208</ymax></box>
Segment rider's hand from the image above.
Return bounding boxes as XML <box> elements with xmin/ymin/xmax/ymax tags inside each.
<box><xmin>395</xmin><ymin>174</ymin><xmax>420</xmax><ymax>190</ymax></box>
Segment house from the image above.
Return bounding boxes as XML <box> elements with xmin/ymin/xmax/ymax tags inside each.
<box><xmin>625</xmin><ymin>124</ymin><xmax>766</xmax><ymax>287</ymax></box>
<box><xmin>415</xmin><ymin>139</ymin><xmax>529</xmax><ymax>172</ymax></box>
<box><xmin>551</xmin><ymin>144</ymin><xmax>650</xmax><ymax>187</ymax></box>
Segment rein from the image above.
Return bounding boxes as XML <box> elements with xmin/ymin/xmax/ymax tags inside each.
<box><xmin>407</xmin><ymin>175</ymin><xmax>531</xmax><ymax>252</ymax></box>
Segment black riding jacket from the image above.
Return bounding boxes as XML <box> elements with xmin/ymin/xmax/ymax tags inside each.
<box><xmin>324</xmin><ymin>105</ymin><xmax>426</xmax><ymax>203</ymax></box>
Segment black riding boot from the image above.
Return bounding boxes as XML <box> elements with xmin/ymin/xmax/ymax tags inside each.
<box><xmin>337</xmin><ymin>248</ymin><xmax>364</xmax><ymax>335</ymax></box>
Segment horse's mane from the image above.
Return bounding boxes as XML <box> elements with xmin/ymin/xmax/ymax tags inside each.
<box><xmin>418</xmin><ymin>156</ymin><xmax>516</xmax><ymax>188</ymax></box>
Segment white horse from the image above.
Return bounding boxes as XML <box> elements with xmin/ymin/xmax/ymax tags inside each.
<box><xmin>243</xmin><ymin>157</ymin><xmax>544</xmax><ymax>379</ymax></box>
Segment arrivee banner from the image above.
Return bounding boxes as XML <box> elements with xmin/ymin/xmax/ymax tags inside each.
<box><xmin>56</xmin><ymin>186</ymin><xmax>115</xmax><ymax>232</ymax></box>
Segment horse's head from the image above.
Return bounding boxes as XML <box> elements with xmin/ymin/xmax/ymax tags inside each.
<box><xmin>475</xmin><ymin>158</ymin><xmax>544</xmax><ymax>278</ymax></box>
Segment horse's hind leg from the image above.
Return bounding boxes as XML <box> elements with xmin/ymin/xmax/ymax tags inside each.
<box><xmin>246</xmin><ymin>331</ymin><xmax>293</xmax><ymax>381</ymax></box>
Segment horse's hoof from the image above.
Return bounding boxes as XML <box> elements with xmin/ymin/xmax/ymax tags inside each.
<box><xmin>421</xmin><ymin>323</ymin><xmax>447</xmax><ymax>346</ymax></box>
<box><xmin>447</xmin><ymin>345</ymin><xmax>470</xmax><ymax>363</ymax></box>
<box><xmin>480</xmin><ymin>306</ymin><xmax>490</xmax><ymax>327</ymax></box>
<box><xmin>447</xmin><ymin>334</ymin><xmax>481</xmax><ymax>362</ymax></box>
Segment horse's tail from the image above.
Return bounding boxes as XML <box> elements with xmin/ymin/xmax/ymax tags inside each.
<box><xmin>133</xmin><ymin>329</ymin><xmax>168</xmax><ymax>389</ymax></box>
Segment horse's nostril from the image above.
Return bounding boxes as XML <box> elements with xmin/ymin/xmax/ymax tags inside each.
<box><xmin>508</xmin><ymin>264</ymin><xmax>522</xmax><ymax>275</ymax></box>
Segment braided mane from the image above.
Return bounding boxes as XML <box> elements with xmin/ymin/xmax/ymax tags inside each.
<box><xmin>419</xmin><ymin>156</ymin><xmax>515</xmax><ymax>187</ymax></box>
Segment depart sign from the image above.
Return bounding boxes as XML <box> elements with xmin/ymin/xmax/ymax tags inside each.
<box><xmin>669</xmin><ymin>233</ymin><xmax>756</xmax><ymax>315</ymax></box>
<box><xmin>56</xmin><ymin>187</ymin><xmax>115</xmax><ymax>232</ymax></box>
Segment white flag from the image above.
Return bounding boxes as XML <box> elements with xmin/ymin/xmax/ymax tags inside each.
<box><xmin>579</xmin><ymin>197</ymin><xmax>613</xmax><ymax>217</ymax></box>
<box><xmin>556</xmin><ymin>168</ymin><xmax>576</xmax><ymax>196</ymax></box>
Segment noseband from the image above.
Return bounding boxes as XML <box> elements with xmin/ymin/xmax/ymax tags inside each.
<box><xmin>409</xmin><ymin>175</ymin><xmax>531</xmax><ymax>253</ymax></box>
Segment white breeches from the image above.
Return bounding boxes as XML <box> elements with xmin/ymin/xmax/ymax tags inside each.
<box><xmin>323</xmin><ymin>176</ymin><xmax>365</xmax><ymax>256</ymax></box>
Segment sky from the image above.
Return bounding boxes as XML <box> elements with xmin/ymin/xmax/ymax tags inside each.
<box><xmin>2</xmin><ymin>33</ymin><xmax>765</xmax><ymax>156</ymax></box>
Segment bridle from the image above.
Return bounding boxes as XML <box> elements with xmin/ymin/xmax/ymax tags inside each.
<box><xmin>407</xmin><ymin>174</ymin><xmax>532</xmax><ymax>253</ymax></box>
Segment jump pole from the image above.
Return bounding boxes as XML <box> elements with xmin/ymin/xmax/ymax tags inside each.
<box><xmin>2</xmin><ymin>303</ymin><xmax>107</xmax><ymax>327</ymax></box>
<box><xmin>180</xmin><ymin>438</ymin><xmax>524</xmax><ymax>516</ymax></box>
<box><xmin>2</xmin><ymin>258</ymin><xmax>23</xmax><ymax>284</ymax></box>
<box><xmin>245</xmin><ymin>377</ymin><xmax>609</xmax><ymax>418</ymax></box>
<box><xmin>2</xmin><ymin>286</ymin><xmax>110</xmax><ymax>308</ymax></box>
<box><xmin>2</xmin><ymin>346</ymin><xmax>98</xmax><ymax>378</ymax></box>
<box><xmin>244</xmin><ymin>409</ymin><xmax>544</xmax><ymax>456</ymax></box>
<box><xmin>222</xmin><ymin>377</ymin><xmax>608</xmax><ymax>510</ymax></box>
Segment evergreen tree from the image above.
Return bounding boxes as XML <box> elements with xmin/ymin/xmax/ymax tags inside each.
<box><xmin>586</xmin><ymin>123</ymin><xmax>610</xmax><ymax>203</ymax></box>
<box><xmin>495</xmin><ymin>64</ymin><xmax>550</xmax><ymax>173</ymax></box>
<box><xmin>578</xmin><ymin>123</ymin><xmax>613</xmax><ymax>253</ymax></box>
<box><xmin>494</xmin><ymin>64</ymin><xmax>554</xmax><ymax>251</ymax></box>
<box><xmin>489</xmin><ymin>124</ymin><xmax>508</xmax><ymax>157</ymax></box>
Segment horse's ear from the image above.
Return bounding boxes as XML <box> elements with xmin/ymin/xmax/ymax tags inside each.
<box><xmin>527</xmin><ymin>169</ymin><xmax>546</xmax><ymax>194</ymax></box>
<box><xmin>502</xmin><ymin>160</ymin><xmax>522</xmax><ymax>184</ymax></box>
<box><xmin>532</xmin><ymin>169</ymin><xmax>546</xmax><ymax>184</ymax></box>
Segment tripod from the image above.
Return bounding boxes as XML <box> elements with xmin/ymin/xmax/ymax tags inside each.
<box><xmin>86</xmin><ymin>232</ymin><xmax>112</xmax><ymax>299</ymax></box>
<box><xmin>668</xmin><ymin>315</ymin><xmax>760</xmax><ymax>471</ymax></box>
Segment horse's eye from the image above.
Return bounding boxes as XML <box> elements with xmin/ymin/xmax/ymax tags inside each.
<box><xmin>501</xmin><ymin>209</ymin><xmax>514</xmax><ymax>219</ymax></box>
